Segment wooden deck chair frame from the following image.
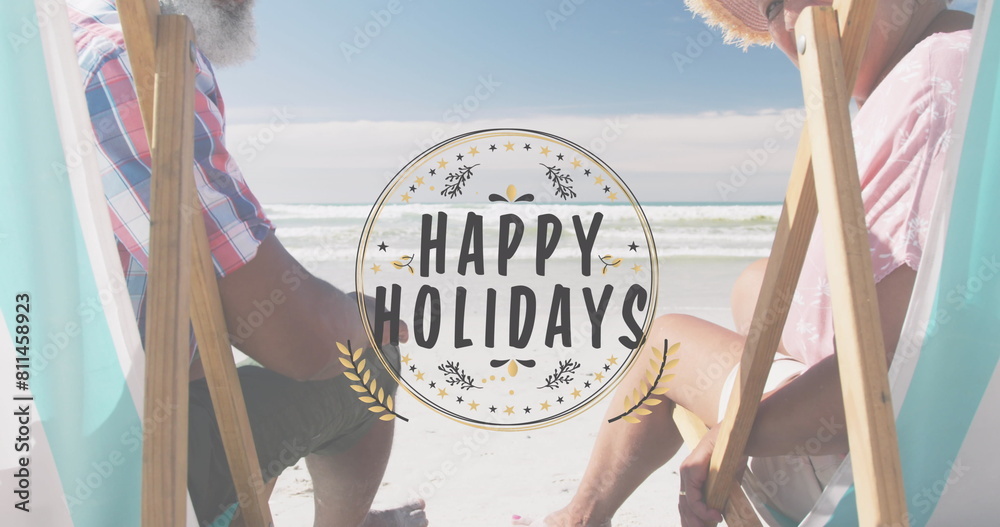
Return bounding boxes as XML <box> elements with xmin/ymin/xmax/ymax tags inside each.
<box><xmin>672</xmin><ymin>1</ymin><xmax>910</xmax><ymax>526</ymax></box>
<box><xmin>113</xmin><ymin>0</ymin><xmax>274</xmax><ymax>525</ymax></box>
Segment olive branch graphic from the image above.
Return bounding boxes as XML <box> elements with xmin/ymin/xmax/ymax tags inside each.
<box><xmin>440</xmin><ymin>164</ymin><xmax>480</xmax><ymax>199</ymax></box>
<box><xmin>438</xmin><ymin>361</ymin><xmax>482</xmax><ymax>390</ymax></box>
<box><xmin>608</xmin><ymin>340</ymin><xmax>679</xmax><ymax>424</ymax></box>
<box><xmin>338</xmin><ymin>341</ymin><xmax>408</xmax><ymax>422</ymax></box>
<box><xmin>538</xmin><ymin>359</ymin><xmax>582</xmax><ymax>390</ymax></box>
<box><xmin>540</xmin><ymin>163</ymin><xmax>576</xmax><ymax>200</ymax></box>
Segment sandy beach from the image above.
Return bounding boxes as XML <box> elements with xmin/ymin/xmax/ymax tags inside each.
<box><xmin>264</xmin><ymin>255</ymin><xmax>755</xmax><ymax>526</ymax></box>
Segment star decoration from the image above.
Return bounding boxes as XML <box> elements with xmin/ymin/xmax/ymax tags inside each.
<box><xmin>371</xmin><ymin>264</ymin><xmax>381</xmax><ymax>273</ymax></box>
<box><xmin>456</xmin><ymin>153</ymin><xmax>464</xmax><ymax>161</ymax></box>
<box><xmin>401</xmin><ymin>193</ymin><xmax>412</xmax><ymax>203</ymax></box>
<box><xmin>571</xmin><ymin>159</ymin><xmax>582</xmax><ymax>169</ymax></box>
<box><xmin>584</xmin><ymin>381</ymin><xmax>592</xmax><ymax>388</ymax></box>
<box><xmin>556</xmin><ymin>153</ymin><xmax>564</xmax><ymax>160</ymax></box>
<box><xmin>584</xmin><ymin>169</ymin><xmax>591</xmax><ymax>176</ymax></box>
<box><xmin>468</xmin><ymin>146</ymin><xmax>479</xmax><ymax>156</ymax></box>
<box><xmin>632</xmin><ymin>264</ymin><xmax>643</xmax><ymax>273</ymax></box>
<box><xmin>607</xmin><ymin>355</ymin><xmax>619</xmax><ymax>365</ymax></box>
<box><xmin>489</xmin><ymin>405</ymin><xmax>498</xmax><ymax>413</ymax></box>
<box><xmin>523</xmin><ymin>143</ymin><xmax>532</xmax><ymax>151</ymax></box>
<box><xmin>594</xmin><ymin>372</ymin><xmax>605</xmax><ymax>382</ymax></box>
<box><xmin>415</xmin><ymin>176</ymin><xmax>425</xmax><ymax>186</ymax></box>
<box><xmin>607</xmin><ymin>192</ymin><xmax>618</xmax><ymax>202</ymax></box>
<box><xmin>504</xmin><ymin>141</ymin><xmax>515</xmax><ymax>151</ymax></box>
<box><xmin>409</xmin><ymin>185</ymin><xmax>417</xmax><ymax>192</ymax></box>
<box><xmin>469</xmin><ymin>401</ymin><xmax>480</xmax><ymax>411</ymax></box>
<box><xmin>377</xmin><ymin>241</ymin><xmax>388</xmax><ymax>251</ymax></box>
<box><xmin>429</xmin><ymin>169</ymin><xmax>437</xmax><ymax>176</ymax></box>
<box><xmin>539</xmin><ymin>146</ymin><xmax>551</xmax><ymax>156</ymax></box>
<box><xmin>603</xmin><ymin>186</ymin><xmax>611</xmax><ymax>194</ymax></box>
<box><xmin>628</xmin><ymin>241</ymin><xmax>639</xmax><ymax>252</ymax></box>
<box><xmin>557</xmin><ymin>396</ymin><xmax>564</xmax><ymax>404</ymax></box>
<box><xmin>437</xmin><ymin>159</ymin><xmax>449</xmax><ymax>169</ymax></box>
<box><xmin>571</xmin><ymin>389</ymin><xmax>582</xmax><ymax>399</ymax></box>
<box><xmin>402</xmin><ymin>354</ymin><xmax>412</xmax><ymax>364</ymax></box>
<box><xmin>409</xmin><ymin>365</ymin><xmax>417</xmax><ymax>372</ymax></box>
<box><xmin>594</xmin><ymin>176</ymin><xmax>605</xmax><ymax>185</ymax></box>
<box><xmin>456</xmin><ymin>396</ymin><xmax>464</xmax><ymax>403</ymax></box>
<box><xmin>504</xmin><ymin>406</ymin><xmax>516</xmax><ymax>415</ymax></box>
<box><xmin>603</xmin><ymin>364</ymin><xmax>611</xmax><ymax>372</ymax></box>
<box><xmin>415</xmin><ymin>371</ymin><xmax>425</xmax><ymax>381</ymax></box>
<box><xmin>540</xmin><ymin>401</ymin><xmax>551</xmax><ymax>411</ymax></box>
<box><xmin>437</xmin><ymin>388</ymin><xmax>449</xmax><ymax>399</ymax></box>
<box><xmin>523</xmin><ymin>406</ymin><xmax>532</xmax><ymax>414</ymax></box>
<box><xmin>489</xmin><ymin>144</ymin><xmax>497</xmax><ymax>151</ymax></box>
<box><xmin>429</xmin><ymin>381</ymin><xmax>437</xmax><ymax>388</ymax></box>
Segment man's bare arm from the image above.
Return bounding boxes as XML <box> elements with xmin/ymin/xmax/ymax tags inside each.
<box><xmin>216</xmin><ymin>231</ymin><xmax>405</xmax><ymax>381</ymax></box>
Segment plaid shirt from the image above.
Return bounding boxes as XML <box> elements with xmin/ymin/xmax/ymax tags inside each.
<box><xmin>69</xmin><ymin>1</ymin><xmax>273</xmax><ymax>357</ymax></box>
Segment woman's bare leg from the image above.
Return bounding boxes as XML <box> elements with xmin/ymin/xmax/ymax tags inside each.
<box><xmin>516</xmin><ymin>314</ymin><xmax>746</xmax><ymax>526</ymax></box>
<box><xmin>731</xmin><ymin>257</ymin><xmax>769</xmax><ymax>336</ymax></box>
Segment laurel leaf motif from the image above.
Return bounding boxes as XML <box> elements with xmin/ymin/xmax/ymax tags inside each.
<box><xmin>339</xmin><ymin>342</ymin><xmax>407</xmax><ymax>421</ymax></box>
<box><xmin>609</xmin><ymin>341</ymin><xmax>678</xmax><ymax>425</ymax></box>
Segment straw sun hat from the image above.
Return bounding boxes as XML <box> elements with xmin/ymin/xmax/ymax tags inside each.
<box><xmin>685</xmin><ymin>0</ymin><xmax>773</xmax><ymax>48</ymax></box>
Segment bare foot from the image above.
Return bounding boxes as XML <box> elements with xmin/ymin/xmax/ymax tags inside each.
<box><xmin>362</xmin><ymin>500</ymin><xmax>428</xmax><ymax>527</ymax></box>
<box><xmin>511</xmin><ymin>508</ymin><xmax>612</xmax><ymax>527</ymax></box>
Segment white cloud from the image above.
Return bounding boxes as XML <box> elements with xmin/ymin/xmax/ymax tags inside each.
<box><xmin>226</xmin><ymin>110</ymin><xmax>805</xmax><ymax>204</ymax></box>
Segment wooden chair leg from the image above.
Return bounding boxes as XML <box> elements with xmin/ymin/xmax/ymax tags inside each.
<box><xmin>121</xmin><ymin>2</ymin><xmax>276</xmax><ymax>525</ymax></box>
<box><xmin>796</xmin><ymin>7</ymin><xmax>907</xmax><ymax>524</ymax></box>
<box><xmin>703</xmin><ymin>0</ymin><xmax>884</xmax><ymax>519</ymax></box>
<box><xmin>142</xmin><ymin>14</ymin><xmax>196</xmax><ymax>527</ymax></box>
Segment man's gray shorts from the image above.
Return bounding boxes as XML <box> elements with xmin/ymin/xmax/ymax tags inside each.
<box><xmin>186</xmin><ymin>344</ymin><xmax>400</xmax><ymax>525</ymax></box>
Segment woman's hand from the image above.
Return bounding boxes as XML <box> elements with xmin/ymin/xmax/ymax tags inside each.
<box><xmin>678</xmin><ymin>427</ymin><xmax>724</xmax><ymax>527</ymax></box>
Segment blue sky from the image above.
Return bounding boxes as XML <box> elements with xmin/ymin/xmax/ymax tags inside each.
<box><xmin>217</xmin><ymin>0</ymin><xmax>980</xmax><ymax>204</ymax></box>
<box><xmin>219</xmin><ymin>1</ymin><xmax>804</xmax><ymax>122</ymax></box>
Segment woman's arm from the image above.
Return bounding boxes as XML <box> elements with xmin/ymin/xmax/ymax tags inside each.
<box><xmin>745</xmin><ymin>263</ymin><xmax>916</xmax><ymax>456</ymax></box>
<box><xmin>678</xmin><ymin>265</ymin><xmax>916</xmax><ymax>525</ymax></box>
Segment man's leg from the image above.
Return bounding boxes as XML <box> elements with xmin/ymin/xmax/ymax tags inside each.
<box><xmin>307</xmin><ymin>419</ymin><xmax>427</xmax><ymax>527</ymax></box>
<box><xmin>189</xmin><ymin>350</ymin><xmax>426</xmax><ymax>527</ymax></box>
<box><xmin>518</xmin><ymin>314</ymin><xmax>747</xmax><ymax>526</ymax></box>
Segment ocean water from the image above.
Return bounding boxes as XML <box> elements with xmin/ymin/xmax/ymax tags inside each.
<box><xmin>268</xmin><ymin>202</ymin><xmax>781</xmax><ymax>265</ymax></box>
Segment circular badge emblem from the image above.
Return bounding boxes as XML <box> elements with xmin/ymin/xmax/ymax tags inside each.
<box><xmin>357</xmin><ymin>129</ymin><xmax>658</xmax><ymax>430</ymax></box>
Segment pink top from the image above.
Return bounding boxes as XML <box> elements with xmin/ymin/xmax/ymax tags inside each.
<box><xmin>781</xmin><ymin>30</ymin><xmax>972</xmax><ymax>367</ymax></box>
